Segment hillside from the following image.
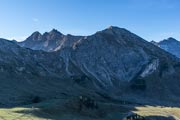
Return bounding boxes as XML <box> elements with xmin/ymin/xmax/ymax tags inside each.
<box><xmin>0</xmin><ymin>26</ymin><xmax>180</xmax><ymax>119</ymax></box>
<box><xmin>14</xmin><ymin>27</ymin><xmax>180</xmax><ymax>105</ymax></box>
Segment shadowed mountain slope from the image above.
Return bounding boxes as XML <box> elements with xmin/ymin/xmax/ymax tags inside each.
<box><xmin>0</xmin><ymin>26</ymin><xmax>180</xmax><ymax>107</ymax></box>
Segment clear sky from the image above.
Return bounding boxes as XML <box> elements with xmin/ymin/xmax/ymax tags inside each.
<box><xmin>0</xmin><ymin>0</ymin><xmax>180</xmax><ymax>41</ymax></box>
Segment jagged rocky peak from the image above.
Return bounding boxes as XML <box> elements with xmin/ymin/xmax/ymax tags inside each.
<box><xmin>101</xmin><ymin>26</ymin><xmax>143</xmax><ymax>41</ymax></box>
<box><xmin>106</xmin><ymin>25</ymin><xmax>124</xmax><ymax>30</ymax></box>
<box><xmin>168</xmin><ymin>37</ymin><xmax>178</xmax><ymax>40</ymax></box>
<box><xmin>32</xmin><ymin>31</ymin><xmax>41</xmax><ymax>36</ymax></box>
<box><xmin>18</xmin><ymin>28</ymin><xmax>83</xmax><ymax>51</ymax></box>
<box><xmin>26</xmin><ymin>31</ymin><xmax>42</xmax><ymax>41</ymax></box>
<box><xmin>96</xmin><ymin>26</ymin><xmax>129</xmax><ymax>40</ymax></box>
<box><xmin>151</xmin><ymin>37</ymin><xmax>180</xmax><ymax>58</ymax></box>
<box><xmin>95</xmin><ymin>26</ymin><xmax>147</xmax><ymax>47</ymax></box>
<box><xmin>106</xmin><ymin>25</ymin><xmax>120</xmax><ymax>30</ymax></box>
<box><xmin>31</xmin><ymin>31</ymin><xmax>42</xmax><ymax>37</ymax></box>
<box><xmin>166</xmin><ymin>37</ymin><xmax>178</xmax><ymax>41</ymax></box>
<box><xmin>44</xmin><ymin>29</ymin><xmax>64</xmax><ymax>40</ymax></box>
<box><xmin>157</xmin><ymin>37</ymin><xmax>180</xmax><ymax>58</ymax></box>
<box><xmin>100</xmin><ymin>26</ymin><xmax>128</xmax><ymax>34</ymax></box>
<box><xmin>49</xmin><ymin>29</ymin><xmax>63</xmax><ymax>35</ymax></box>
<box><xmin>160</xmin><ymin>37</ymin><xmax>179</xmax><ymax>44</ymax></box>
<box><xmin>26</xmin><ymin>29</ymin><xmax>63</xmax><ymax>41</ymax></box>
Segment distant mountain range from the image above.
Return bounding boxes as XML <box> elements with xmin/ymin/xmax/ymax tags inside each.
<box><xmin>151</xmin><ymin>37</ymin><xmax>180</xmax><ymax>58</ymax></box>
<box><xmin>0</xmin><ymin>26</ymin><xmax>180</xmax><ymax>108</ymax></box>
<box><xmin>19</xmin><ymin>28</ymin><xmax>180</xmax><ymax>59</ymax></box>
<box><xmin>18</xmin><ymin>29</ymin><xmax>83</xmax><ymax>51</ymax></box>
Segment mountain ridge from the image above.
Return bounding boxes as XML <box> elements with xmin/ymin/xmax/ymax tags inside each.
<box><xmin>0</xmin><ymin>26</ymin><xmax>180</xmax><ymax>107</ymax></box>
<box><xmin>151</xmin><ymin>37</ymin><xmax>180</xmax><ymax>58</ymax></box>
<box><xmin>18</xmin><ymin>29</ymin><xmax>83</xmax><ymax>51</ymax></box>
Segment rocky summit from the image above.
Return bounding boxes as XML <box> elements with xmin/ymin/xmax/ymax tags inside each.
<box><xmin>18</xmin><ymin>29</ymin><xmax>83</xmax><ymax>51</ymax></box>
<box><xmin>151</xmin><ymin>37</ymin><xmax>180</xmax><ymax>58</ymax></box>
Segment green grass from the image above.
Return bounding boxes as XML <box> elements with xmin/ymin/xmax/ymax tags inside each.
<box><xmin>0</xmin><ymin>98</ymin><xmax>128</xmax><ymax>120</ymax></box>
<box><xmin>0</xmin><ymin>100</ymin><xmax>180</xmax><ymax>120</ymax></box>
<box><xmin>0</xmin><ymin>107</ymin><xmax>46</xmax><ymax>120</ymax></box>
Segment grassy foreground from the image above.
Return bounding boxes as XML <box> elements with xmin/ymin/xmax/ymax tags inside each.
<box><xmin>134</xmin><ymin>105</ymin><xmax>180</xmax><ymax>119</ymax></box>
<box><xmin>0</xmin><ymin>100</ymin><xmax>180</xmax><ymax>120</ymax></box>
<box><xmin>0</xmin><ymin>107</ymin><xmax>44</xmax><ymax>120</ymax></box>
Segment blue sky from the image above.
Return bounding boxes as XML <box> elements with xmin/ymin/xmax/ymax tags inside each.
<box><xmin>0</xmin><ymin>0</ymin><xmax>180</xmax><ymax>41</ymax></box>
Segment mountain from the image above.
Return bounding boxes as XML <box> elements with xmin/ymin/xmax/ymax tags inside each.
<box><xmin>1</xmin><ymin>26</ymin><xmax>180</xmax><ymax>108</ymax></box>
<box><xmin>151</xmin><ymin>37</ymin><xmax>180</xmax><ymax>58</ymax></box>
<box><xmin>18</xmin><ymin>29</ymin><xmax>83</xmax><ymax>51</ymax></box>
<box><xmin>0</xmin><ymin>38</ymin><xmax>71</xmax><ymax>106</ymax></box>
<box><xmin>56</xmin><ymin>27</ymin><xmax>180</xmax><ymax>105</ymax></box>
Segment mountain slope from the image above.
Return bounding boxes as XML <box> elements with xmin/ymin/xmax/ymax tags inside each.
<box><xmin>0</xmin><ymin>38</ymin><xmax>73</xmax><ymax>106</ymax></box>
<box><xmin>151</xmin><ymin>37</ymin><xmax>180</xmax><ymax>58</ymax></box>
<box><xmin>1</xmin><ymin>27</ymin><xmax>180</xmax><ymax>107</ymax></box>
<box><xmin>58</xmin><ymin>27</ymin><xmax>180</xmax><ymax>104</ymax></box>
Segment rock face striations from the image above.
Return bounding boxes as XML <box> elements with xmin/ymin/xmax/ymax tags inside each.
<box><xmin>0</xmin><ymin>26</ymin><xmax>180</xmax><ymax>106</ymax></box>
